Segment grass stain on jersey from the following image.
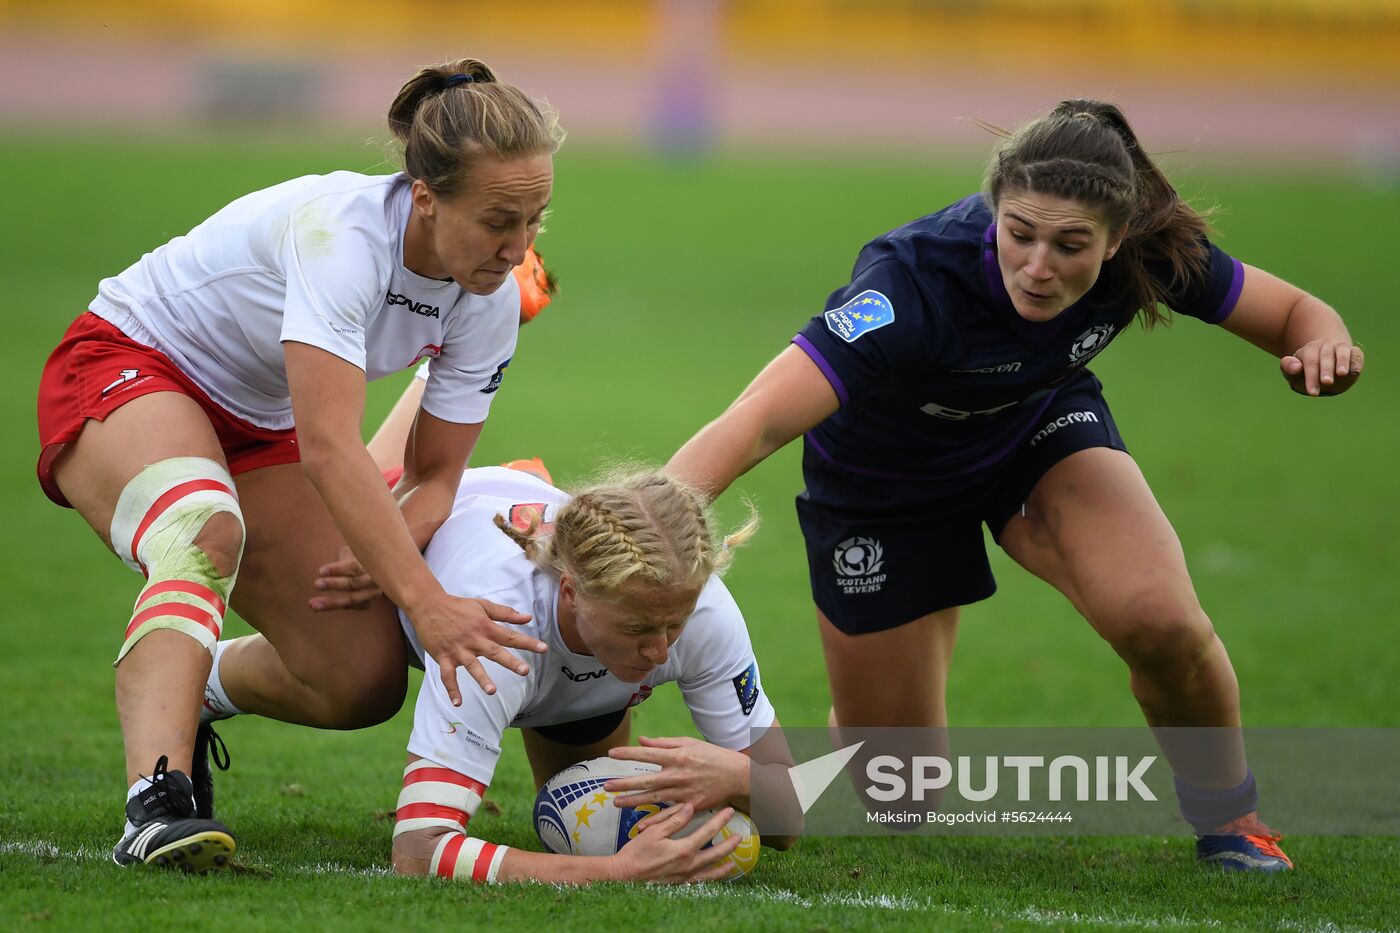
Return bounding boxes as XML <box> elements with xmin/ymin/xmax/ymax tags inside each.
<box><xmin>294</xmin><ymin>203</ymin><xmax>336</xmax><ymax>256</ymax></box>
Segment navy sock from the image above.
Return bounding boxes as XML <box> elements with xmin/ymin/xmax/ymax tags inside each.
<box><xmin>1175</xmin><ymin>769</ymin><xmax>1258</xmax><ymax>833</ymax></box>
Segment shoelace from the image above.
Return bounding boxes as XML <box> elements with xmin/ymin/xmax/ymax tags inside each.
<box><xmin>1248</xmin><ymin>836</ymin><xmax>1290</xmax><ymax>861</ymax></box>
<box><xmin>1215</xmin><ymin>814</ymin><xmax>1282</xmax><ymax>839</ymax></box>
<box><xmin>206</xmin><ymin>725</ymin><xmax>231</xmax><ymax>773</ymax></box>
<box><xmin>147</xmin><ymin>754</ymin><xmax>195</xmax><ymax>817</ymax></box>
<box><xmin>1214</xmin><ymin>815</ymin><xmax>1290</xmax><ymax>861</ymax></box>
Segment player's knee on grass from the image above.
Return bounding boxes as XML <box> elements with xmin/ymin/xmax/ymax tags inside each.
<box><xmin>110</xmin><ymin>457</ymin><xmax>245</xmax><ymax>663</ymax></box>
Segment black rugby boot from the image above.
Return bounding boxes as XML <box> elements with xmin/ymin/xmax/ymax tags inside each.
<box><xmin>112</xmin><ymin>755</ymin><xmax>235</xmax><ymax>873</ymax></box>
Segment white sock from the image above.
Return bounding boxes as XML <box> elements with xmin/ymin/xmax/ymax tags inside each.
<box><xmin>123</xmin><ymin>776</ymin><xmax>154</xmax><ymax>837</ymax></box>
<box><xmin>201</xmin><ymin>640</ymin><xmax>245</xmax><ymax>723</ymax></box>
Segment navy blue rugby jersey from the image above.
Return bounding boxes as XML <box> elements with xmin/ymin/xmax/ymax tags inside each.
<box><xmin>792</xmin><ymin>194</ymin><xmax>1243</xmax><ymax>485</ymax></box>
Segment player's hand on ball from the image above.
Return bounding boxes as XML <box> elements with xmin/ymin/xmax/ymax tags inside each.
<box><xmin>1281</xmin><ymin>340</ymin><xmax>1364</xmax><ymax>397</ymax></box>
<box><xmin>605</xmin><ymin>736</ymin><xmax>748</xmax><ymax>813</ymax></box>
<box><xmin>310</xmin><ymin>546</ymin><xmax>381</xmax><ymax>611</ymax></box>
<box><xmin>408</xmin><ymin>594</ymin><xmax>545</xmax><ymax>703</ymax></box>
<box><xmin>610</xmin><ymin>803</ymin><xmax>742</xmax><ymax>884</ymax></box>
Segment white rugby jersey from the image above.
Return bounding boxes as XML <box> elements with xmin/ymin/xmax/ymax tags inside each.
<box><xmin>89</xmin><ymin>172</ymin><xmax>519</xmax><ymax>430</ymax></box>
<box><xmin>401</xmin><ymin>467</ymin><xmax>776</xmax><ymax>785</ymax></box>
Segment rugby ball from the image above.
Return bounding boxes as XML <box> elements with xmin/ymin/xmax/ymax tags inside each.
<box><xmin>533</xmin><ymin>757</ymin><xmax>760</xmax><ymax>878</ymax></box>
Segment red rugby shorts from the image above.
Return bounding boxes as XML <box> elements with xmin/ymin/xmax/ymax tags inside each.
<box><xmin>37</xmin><ymin>312</ymin><xmax>302</xmax><ymax>508</ymax></box>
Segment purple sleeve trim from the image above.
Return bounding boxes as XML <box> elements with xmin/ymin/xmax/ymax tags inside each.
<box><xmin>1208</xmin><ymin>257</ymin><xmax>1245</xmax><ymax>325</ymax></box>
<box><xmin>791</xmin><ymin>334</ymin><xmax>849</xmax><ymax>406</ymax></box>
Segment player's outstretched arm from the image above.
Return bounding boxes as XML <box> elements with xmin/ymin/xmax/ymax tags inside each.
<box><xmin>393</xmin><ymin>804</ymin><xmax>739</xmax><ymax>885</ymax></box>
<box><xmin>314</xmin><ymin>401</ymin><xmax>481</xmax><ymax>612</ymax></box>
<box><xmin>667</xmin><ymin>345</ymin><xmax>839</xmax><ymax>502</ymax></box>
<box><xmin>286</xmin><ymin>343</ymin><xmax>544</xmax><ymax>699</ymax></box>
<box><xmin>286</xmin><ymin>340</ymin><xmax>451</xmax><ymax>612</ymax></box>
<box><xmin>1220</xmin><ymin>264</ymin><xmax>1365</xmax><ymax>397</ymax></box>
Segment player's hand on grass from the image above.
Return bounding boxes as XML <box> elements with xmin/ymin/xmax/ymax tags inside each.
<box><xmin>606</xmin><ymin>736</ymin><xmax>748</xmax><ymax>813</ymax></box>
<box><xmin>310</xmin><ymin>546</ymin><xmax>381</xmax><ymax>611</ymax></box>
<box><xmin>408</xmin><ymin>594</ymin><xmax>545</xmax><ymax>703</ymax></box>
<box><xmin>610</xmin><ymin>803</ymin><xmax>740</xmax><ymax>884</ymax></box>
<box><xmin>1282</xmin><ymin>339</ymin><xmax>1364</xmax><ymax>397</ymax></box>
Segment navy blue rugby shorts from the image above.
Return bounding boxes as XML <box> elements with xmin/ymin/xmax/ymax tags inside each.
<box><xmin>796</xmin><ymin>373</ymin><xmax>1128</xmax><ymax>635</ymax></box>
<box><xmin>528</xmin><ymin>708</ymin><xmax>629</xmax><ymax>746</ymax></box>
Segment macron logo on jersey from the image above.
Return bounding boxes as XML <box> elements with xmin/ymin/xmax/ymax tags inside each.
<box><xmin>824</xmin><ymin>290</ymin><xmax>894</xmax><ymax>343</ymax></box>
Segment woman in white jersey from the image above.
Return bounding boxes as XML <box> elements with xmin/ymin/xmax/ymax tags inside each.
<box><xmin>383</xmin><ymin>461</ymin><xmax>796</xmax><ymax>884</ymax></box>
<box><xmin>35</xmin><ymin>58</ymin><xmax>558</xmax><ymax>872</ymax></box>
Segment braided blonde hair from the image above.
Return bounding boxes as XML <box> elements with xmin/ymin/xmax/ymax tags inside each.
<box><xmin>493</xmin><ymin>469</ymin><xmax>758</xmax><ymax>599</ymax></box>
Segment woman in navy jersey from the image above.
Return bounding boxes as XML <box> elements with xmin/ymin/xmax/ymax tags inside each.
<box><xmin>667</xmin><ymin>99</ymin><xmax>1364</xmax><ymax>872</ymax></box>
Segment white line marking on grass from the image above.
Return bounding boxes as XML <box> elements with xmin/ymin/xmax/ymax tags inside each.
<box><xmin>658</xmin><ymin>883</ymin><xmax>1392</xmax><ymax>933</ymax></box>
<box><xmin>7</xmin><ymin>840</ymin><xmax>1391</xmax><ymax>933</ymax></box>
<box><xmin>662</xmin><ymin>885</ymin><xmax>923</xmax><ymax>912</ymax></box>
<box><xmin>1014</xmin><ymin>911</ymin><xmax>1387</xmax><ymax>933</ymax></box>
<box><xmin>2</xmin><ymin>840</ymin><xmax>106</xmax><ymax>861</ymax></box>
<box><xmin>1</xmin><ymin>839</ymin><xmax>394</xmax><ymax>878</ymax></box>
<box><xmin>1014</xmin><ymin>906</ymin><xmax>1227</xmax><ymax>928</ymax></box>
<box><xmin>305</xmin><ymin>862</ymin><xmax>394</xmax><ymax>878</ymax></box>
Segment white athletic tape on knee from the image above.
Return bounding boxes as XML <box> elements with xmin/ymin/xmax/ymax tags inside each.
<box><xmin>110</xmin><ymin>457</ymin><xmax>242</xmax><ymax>574</ymax></box>
<box><xmin>429</xmin><ymin>833</ymin><xmax>509</xmax><ymax>884</ymax></box>
<box><xmin>393</xmin><ymin>759</ymin><xmax>487</xmax><ymax>838</ymax></box>
<box><xmin>110</xmin><ymin>457</ymin><xmax>244</xmax><ymax>662</ymax></box>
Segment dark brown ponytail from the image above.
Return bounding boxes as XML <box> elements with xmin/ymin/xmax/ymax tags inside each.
<box><xmin>387</xmin><ymin>58</ymin><xmax>564</xmax><ymax>197</ymax></box>
<box><xmin>984</xmin><ymin>99</ymin><xmax>1211</xmax><ymax>328</ymax></box>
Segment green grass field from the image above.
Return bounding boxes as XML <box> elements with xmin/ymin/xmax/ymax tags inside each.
<box><xmin>1</xmin><ymin>135</ymin><xmax>1396</xmax><ymax>931</ymax></box>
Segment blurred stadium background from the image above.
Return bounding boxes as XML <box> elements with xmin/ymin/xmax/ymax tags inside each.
<box><xmin>3</xmin><ymin>0</ymin><xmax>1399</xmax><ymax>163</ymax></box>
<box><xmin>3</xmin><ymin>2</ymin><xmax>1398</xmax><ymax>929</ymax></box>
